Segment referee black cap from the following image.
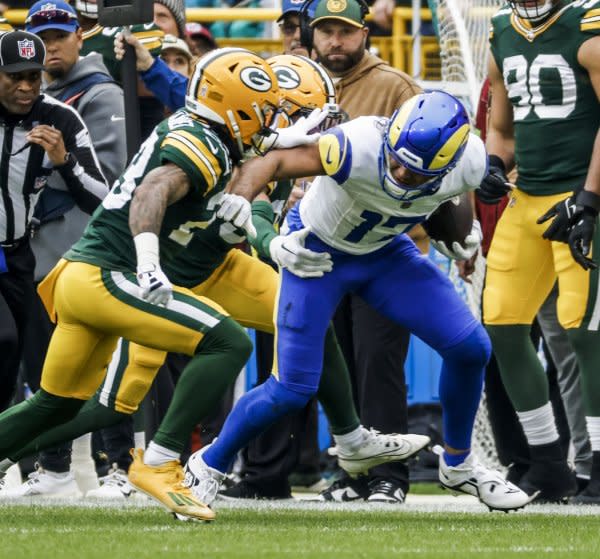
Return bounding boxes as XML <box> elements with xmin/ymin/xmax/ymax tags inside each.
<box><xmin>0</xmin><ymin>31</ymin><xmax>45</xmax><ymax>73</ymax></box>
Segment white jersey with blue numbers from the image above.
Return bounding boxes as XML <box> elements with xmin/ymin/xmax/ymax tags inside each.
<box><xmin>298</xmin><ymin>116</ymin><xmax>487</xmax><ymax>255</ymax></box>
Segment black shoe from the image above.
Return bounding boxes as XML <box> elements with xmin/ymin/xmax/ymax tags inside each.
<box><xmin>518</xmin><ymin>460</ymin><xmax>577</xmax><ymax>503</ymax></box>
<box><xmin>318</xmin><ymin>475</ymin><xmax>369</xmax><ymax>502</ymax></box>
<box><xmin>571</xmin><ymin>478</ymin><xmax>600</xmax><ymax>505</ymax></box>
<box><xmin>367</xmin><ymin>479</ymin><xmax>406</xmax><ymax>503</ymax></box>
<box><xmin>219</xmin><ymin>480</ymin><xmax>291</xmax><ymax>500</ymax></box>
<box><xmin>505</xmin><ymin>462</ymin><xmax>529</xmax><ymax>486</ymax></box>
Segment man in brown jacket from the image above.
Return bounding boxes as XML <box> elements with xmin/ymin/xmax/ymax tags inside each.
<box><xmin>309</xmin><ymin>0</ymin><xmax>425</xmax><ymax>503</ymax></box>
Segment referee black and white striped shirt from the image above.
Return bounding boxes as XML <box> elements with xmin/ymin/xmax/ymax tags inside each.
<box><xmin>0</xmin><ymin>93</ymin><xmax>108</xmax><ymax>245</ymax></box>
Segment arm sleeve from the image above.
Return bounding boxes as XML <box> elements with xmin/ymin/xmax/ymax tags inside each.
<box><xmin>57</xmin><ymin>109</ymin><xmax>109</xmax><ymax>214</ymax></box>
<box><xmin>140</xmin><ymin>57</ymin><xmax>188</xmax><ymax>113</ymax></box>
<box><xmin>249</xmin><ymin>200</ymin><xmax>278</xmax><ymax>259</ymax></box>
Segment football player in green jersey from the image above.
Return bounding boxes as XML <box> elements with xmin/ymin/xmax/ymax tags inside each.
<box><xmin>478</xmin><ymin>0</ymin><xmax>600</xmax><ymax>503</ymax></box>
<box><xmin>0</xmin><ymin>48</ymin><xmax>284</xmax><ymax>521</ymax></box>
<box><xmin>0</xmin><ymin>53</ymin><xmax>425</xmax><ymax>518</ymax></box>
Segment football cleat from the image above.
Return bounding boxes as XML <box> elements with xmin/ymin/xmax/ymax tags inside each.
<box><xmin>367</xmin><ymin>479</ymin><xmax>406</xmax><ymax>504</ymax></box>
<box><xmin>318</xmin><ymin>475</ymin><xmax>369</xmax><ymax>502</ymax></box>
<box><xmin>128</xmin><ymin>448</ymin><xmax>215</xmax><ymax>521</ymax></box>
<box><xmin>183</xmin><ymin>444</ymin><xmax>226</xmax><ymax>506</ymax></box>
<box><xmin>0</xmin><ymin>468</ymin><xmax>82</xmax><ymax>499</ymax></box>
<box><xmin>434</xmin><ymin>446</ymin><xmax>535</xmax><ymax>511</ymax></box>
<box><xmin>518</xmin><ymin>459</ymin><xmax>578</xmax><ymax>503</ymax></box>
<box><xmin>329</xmin><ymin>428</ymin><xmax>430</xmax><ymax>476</ymax></box>
<box><xmin>86</xmin><ymin>465</ymin><xmax>134</xmax><ymax>499</ymax></box>
<box><xmin>571</xmin><ymin>478</ymin><xmax>600</xmax><ymax>505</ymax></box>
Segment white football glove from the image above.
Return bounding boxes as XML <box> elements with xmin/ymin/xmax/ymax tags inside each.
<box><xmin>430</xmin><ymin>220</ymin><xmax>482</xmax><ymax>261</ymax></box>
<box><xmin>137</xmin><ymin>263</ymin><xmax>173</xmax><ymax>306</ymax></box>
<box><xmin>272</xmin><ymin>108</ymin><xmax>328</xmax><ymax>149</ymax></box>
<box><xmin>269</xmin><ymin>227</ymin><xmax>333</xmax><ymax>278</ymax></box>
<box><xmin>133</xmin><ymin>232</ymin><xmax>173</xmax><ymax>306</ymax></box>
<box><xmin>216</xmin><ymin>193</ymin><xmax>257</xmax><ymax>238</ymax></box>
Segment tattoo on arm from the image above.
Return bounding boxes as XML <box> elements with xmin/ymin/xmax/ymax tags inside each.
<box><xmin>129</xmin><ymin>163</ymin><xmax>190</xmax><ymax>236</ymax></box>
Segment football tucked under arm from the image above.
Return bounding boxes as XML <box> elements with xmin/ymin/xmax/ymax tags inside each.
<box><xmin>422</xmin><ymin>193</ymin><xmax>481</xmax><ymax>260</ymax></box>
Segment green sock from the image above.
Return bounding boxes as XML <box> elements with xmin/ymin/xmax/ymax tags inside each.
<box><xmin>9</xmin><ymin>396</ymin><xmax>125</xmax><ymax>462</ymax></box>
<box><xmin>568</xmin><ymin>327</ymin><xmax>600</xmax><ymax>415</ymax></box>
<box><xmin>0</xmin><ymin>389</ymin><xmax>84</xmax><ymax>460</ymax></box>
<box><xmin>317</xmin><ymin>325</ymin><xmax>360</xmax><ymax>435</ymax></box>
<box><xmin>486</xmin><ymin>324</ymin><xmax>549</xmax><ymax>411</ymax></box>
<box><xmin>153</xmin><ymin>318</ymin><xmax>253</xmax><ymax>454</ymax></box>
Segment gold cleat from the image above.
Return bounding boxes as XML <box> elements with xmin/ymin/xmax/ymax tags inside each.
<box><xmin>128</xmin><ymin>448</ymin><xmax>215</xmax><ymax>521</ymax></box>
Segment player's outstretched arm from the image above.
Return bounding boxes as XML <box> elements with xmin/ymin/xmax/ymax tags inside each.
<box><xmin>129</xmin><ymin>164</ymin><xmax>191</xmax><ymax>306</ymax></box>
<box><xmin>217</xmin><ymin>144</ymin><xmax>325</xmax><ymax>237</ymax></box>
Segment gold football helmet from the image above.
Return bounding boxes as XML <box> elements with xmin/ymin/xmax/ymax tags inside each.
<box><xmin>186</xmin><ymin>48</ymin><xmax>281</xmax><ymax>154</ymax></box>
<box><xmin>267</xmin><ymin>54</ymin><xmax>344</xmax><ymax>130</ymax></box>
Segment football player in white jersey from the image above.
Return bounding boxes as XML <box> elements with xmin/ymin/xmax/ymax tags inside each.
<box><xmin>185</xmin><ymin>90</ymin><xmax>534</xmax><ymax>511</ymax></box>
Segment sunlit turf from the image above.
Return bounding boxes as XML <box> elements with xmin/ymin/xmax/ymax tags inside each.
<box><xmin>1</xmin><ymin>503</ymin><xmax>599</xmax><ymax>559</ymax></box>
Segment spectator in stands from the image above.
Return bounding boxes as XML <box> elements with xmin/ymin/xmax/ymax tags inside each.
<box><xmin>277</xmin><ymin>0</ymin><xmax>316</xmax><ymax>57</ymax></box>
<box><xmin>185</xmin><ymin>22</ymin><xmax>217</xmax><ymax>56</ymax></box>
<box><xmin>308</xmin><ymin>0</ymin><xmax>422</xmax><ymax>504</ymax></box>
<box><xmin>160</xmin><ymin>34</ymin><xmax>193</xmax><ymax>77</ymax></box>
<box><xmin>2</xmin><ymin>0</ymin><xmax>126</xmax><ymax>500</ymax></box>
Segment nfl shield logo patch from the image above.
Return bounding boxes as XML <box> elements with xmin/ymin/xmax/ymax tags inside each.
<box><xmin>18</xmin><ymin>39</ymin><xmax>36</xmax><ymax>60</ymax></box>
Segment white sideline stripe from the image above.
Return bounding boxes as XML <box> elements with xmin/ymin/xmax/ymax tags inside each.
<box><xmin>110</xmin><ymin>271</ymin><xmax>220</xmax><ymax>328</ymax></box>
<box><xmin>99</xmin><ymin>338</ymin><xmax>123</xmax><ymax>407</ymax></box>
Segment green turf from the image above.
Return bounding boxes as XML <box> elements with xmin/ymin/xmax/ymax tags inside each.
<box><xmin>1</xmin><ymin>505</ymin><xmax>599</xmax><ymax>559</ymax></box>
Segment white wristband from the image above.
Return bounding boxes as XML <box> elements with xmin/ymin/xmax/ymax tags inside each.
<box><xmin>134</xmin><ymin>232</ymin><xmax>160</xmax><ymax>271</ymax></box>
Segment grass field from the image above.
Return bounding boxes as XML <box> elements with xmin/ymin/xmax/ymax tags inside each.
<box><xmin>1</xmin><ymin>498</ymin><xmax>600</xmax><ymax>559</ymax></box>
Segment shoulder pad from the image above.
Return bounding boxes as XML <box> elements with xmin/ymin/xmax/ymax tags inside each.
<box><xmin>318</xmin><ymin>127</ymin><xmax>352</xmax><ymax>185</ymax></box>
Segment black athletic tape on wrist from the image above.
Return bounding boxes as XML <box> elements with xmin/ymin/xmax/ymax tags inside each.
<box><xmin>576</xmin><ymin>190</ymin><xmax>600</xmax><ymax>214</ymax></box>
<box><xmin>488</xmin><ymin>155</ymin><xmax>506</xmax><ymax>172</ymax></box>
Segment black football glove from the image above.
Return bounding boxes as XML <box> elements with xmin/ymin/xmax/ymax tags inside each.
<box><xmin>537</xmin><ymin>194</ymin><xmax>577</xmax><ymax>243</ymax></box>
<box><xmin>476</xmin><ymin>155</ymin><xmax>513</xmax><ymax>205</ymax></box>
<box><xmin>568</xmin><ymin>190</ymin><xmax>600</xmax><ymax>271</ymax></box>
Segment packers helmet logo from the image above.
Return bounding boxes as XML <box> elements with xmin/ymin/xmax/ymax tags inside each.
<box><xmin>239</xmin><ymin>67</ymin><xmax>273</xmax><ymax>92</ymax></box>
<box><xmin>327</xmin><ymin>0</ymin><xmax>346</xmax><ymax>13</ymax></box>
<box><xmin>272</xmin><ymin>65</ymin><xmax>301</xmax><ymax>90</ymax></box>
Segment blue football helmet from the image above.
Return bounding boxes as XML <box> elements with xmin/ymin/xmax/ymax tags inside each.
<box><xmin>379</xmin><ymin>90</ymin><xmax>470</xmax><ymax>201</ymax></box>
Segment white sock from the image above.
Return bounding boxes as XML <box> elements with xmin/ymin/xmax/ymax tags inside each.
<box><xmin>144</xmin><ymin>441</ymin><xmax>180</xmax><ymax>466</ymax></box>
<box><xmin>0</xmin><ymin>458</ymin><xmax>15</xmax><ymax>475</ymax></box>
<box><xmin>586</xmin><ymin>417</ymin><xmax>600</xmax><ymax>452</ymax></box>
<box><xmin>333</xmin><ymin>426</ymin><xmax>365</xmax><ymax>453</ymax></box>
<box><xmin>516</xmin><ymin>402</ymin><xmax>559</xmax><ymax>446</ymax></box>
<box><xmin>44</xmin><ymin>469</ymin><xmax>71</xmax><ymax>479</ymax></box>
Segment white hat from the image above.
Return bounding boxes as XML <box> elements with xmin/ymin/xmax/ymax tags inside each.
<box><xmin>161</xmin><ymin>34</ymin><xmax>192</xmax><ymax>60</ymax></box>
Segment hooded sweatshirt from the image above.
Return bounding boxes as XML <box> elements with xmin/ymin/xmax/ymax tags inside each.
<box><xmin>33</xmin><ymin>52</ymin><xmax>127</xmax><ymax>280</ymax></box>
<box><xmin>333</xmin><ymin>51</ymin><xmax>421</xmax><ymax>119</ymax></box>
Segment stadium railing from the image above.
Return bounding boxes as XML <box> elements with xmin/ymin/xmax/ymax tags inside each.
<box><xmin>2</xmin><ymin>7</ymin><xmax>441</xmax><ymax>79</ymax></box>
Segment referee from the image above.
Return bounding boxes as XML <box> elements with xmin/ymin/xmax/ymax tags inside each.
<box><xmin>0</xmin><ymin>31</ymin><xmax>108</xmax><ymax>411</ymax></box>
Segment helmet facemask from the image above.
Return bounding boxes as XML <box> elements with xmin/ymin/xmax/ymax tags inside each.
<box><xmin>378</xmin><ymin>139</ymin><xmax>445</xmax><ymax>202</ymax></box>
<box><xmin>75</xmin><ymin>0</ymin><xmax>98</xmax><ymax>19</ymax></box>
<box><xmin>508</xmin><ymin>0</ymin><xmax>561</xmax><ymax>23</ymax></box>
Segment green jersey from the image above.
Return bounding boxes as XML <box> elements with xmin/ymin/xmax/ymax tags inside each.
<box><xmin>166</xmin><ymin>178</ymin><xmax>294</xmax><ymax>288</ymax></box>
<box><xmin>82</xmin><ymin>23</ymin><xmax>164</xmax><ymax>82</ymax></box>
<box><xmin>66</xmin><ymin>110</ymin><xmax>233</xmax><ymax>273</ymax></box>
<box><xmin>490</xmin><ymin>0</ymin><xmax>600</xmax><ymax>194</ymax></box>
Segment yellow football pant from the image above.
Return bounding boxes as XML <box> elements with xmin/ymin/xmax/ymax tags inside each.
<box><xmin>483</xmin><ymin>189</ymin><xmax>592</xmax><ymax>329</ymax></box>
<box><xmin>99</xmin><ymin>249</ymin><xmax>278</xmax><ymax>413</ymax></box>
<box><xmin>38</xmin><ymin>259</ymin><xmax>228</xmax><ymax>401</ymax></box>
